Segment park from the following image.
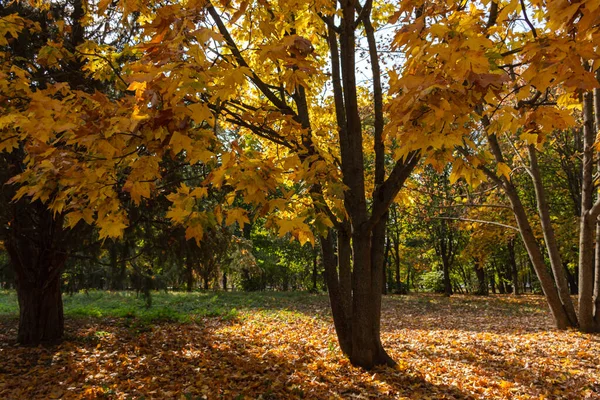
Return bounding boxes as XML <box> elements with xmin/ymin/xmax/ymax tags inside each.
<box><xmin>1</xmin><ymin>0</ymin><xmax>600</xmax><ymax>397</ymax></box>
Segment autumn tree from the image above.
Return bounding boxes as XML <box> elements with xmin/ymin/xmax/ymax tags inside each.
<box><xmin>391</xmin><ymin>0</ymin><xmax>599</xmax><ymax>329</ymax></box>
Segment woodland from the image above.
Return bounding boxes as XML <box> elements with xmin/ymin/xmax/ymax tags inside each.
<box><xmin>1</xmin><ymin>0</ymin><xmax>600</xmax><ymax>397</ymax></box>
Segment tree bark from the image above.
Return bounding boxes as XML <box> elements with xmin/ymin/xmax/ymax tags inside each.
<box><xmin>474</xmin><ymin>258</ymin><xmax>488</xmax><ymax>295</ymax></box>
<box><xmin>15</xmin><ymin>271</ymin><xmax>64</xmax><ymax>345</ymax></box>
<box><xmin>578</xmin><ymin>90</ymin><xmax>599</xmax><ymax>332</ymax></box>
<box><xmin>6</xmin><ymin>203</ymin><xmax>67</xmax><ymax>345</ymax></box>
<box><xmin>479</xmin><ymin>134</ymin><xmax>574</xmax><ymax>328</ymax></box>
<box><xmin>528</xmin><ymin>145</ymin><xmax>576</xmax><ymax>321</ymax></box>
<box><xmin>507</xmin><ymin>238</ymin><xmax>520</xmax><ymax>295</ymax></box>
<box><xmin>593</xmin><ymin>78</ymin><xmax>600</xmax><ymax>328</ymax></box>
<box><xmin>185</xmin><ymin>250</ymin><xmax>194</xmax><ymax>292</ymax></box>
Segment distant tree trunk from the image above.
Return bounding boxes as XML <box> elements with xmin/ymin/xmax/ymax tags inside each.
<box><xmin>222</xmin><ymin>272</ymin><xmax>228</xmax><ymax>291</ymax></box>
<box><xmin>507</xmin><ymin>238</ymin><xmax>520</xmax><ymax>295</ymax></box>
<box><xmin>406</xmin><ymin>262</ymin><xmax>411</xmax><ymax>294</ymax></box>
<box><xmin>311</xmin><ymin>246</ymin><xmax>319</xmax><ymax>292</ymax></box>
<box><xmin>109</xmin><ymin>246</ymin><xmax>119</xmax><ymax>290</ymax></box>
<box><xmin>442</xmin><ymin>255</ymin><xmax>453</xmax><ymax>296</ymax></box>
<box><xmin>394</xmin><ymin>237</ymin><xmax>401</xmax><ymax>293</ymax></box>
<box><xmin>185</xmin><ymin>252</ymin><xmax>194</xmax><ymax>292</ymax></box>
<box><xmin>490</xmin><ymin>271</ymin><xmax>496</xmax><ymax>294</ymax></box>
<box><xmin>474</xmin><ymin>258</ymin><xmax>488</xmax><ymax>295</ymax></box>
<box><xmin>564</xmin><ymin>264</ymin><xmax>578</xmax><ymax>295</ymax></box>
<box><xmin>382</xmin><ymin>236</ymin><xmax>390</xmax><ymax>295</ymax></box>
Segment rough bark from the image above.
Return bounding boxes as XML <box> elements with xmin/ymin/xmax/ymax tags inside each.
<box><xmin>5</xmin><ymin>203</ymin><xmax>68</xmax><ymax>345</ymax></box>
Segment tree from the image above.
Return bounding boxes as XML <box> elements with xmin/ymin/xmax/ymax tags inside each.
<box><xmin>2</xmin><ymin>0</ymin><xmax>425</xmax><ymax>368</ymax></box>
<box><xmin>390</xmin><ymin>0</ymin><xmax>600</xmax><ymax>330</ymax></box>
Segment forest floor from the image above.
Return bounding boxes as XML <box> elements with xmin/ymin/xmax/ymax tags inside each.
<box><xmin>0</xmin><ymin>291</ymin><xmax>599</xmax><ymax>399</ymax></box>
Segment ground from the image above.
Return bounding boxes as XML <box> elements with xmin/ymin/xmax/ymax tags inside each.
<box><xmin>0</xmin><ymin>291</ymin><xmax>598</xmax><ymax>399</ymax></box>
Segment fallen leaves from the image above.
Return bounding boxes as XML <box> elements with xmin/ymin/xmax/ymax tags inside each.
<box><xmin>0</xmin><ymin>294</ymin><xmax>599</xmax><ymax>399</ymax></box>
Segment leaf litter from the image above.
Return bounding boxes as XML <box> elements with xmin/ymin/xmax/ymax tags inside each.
<box><xmin>0</xmin><ymin>294</ymin><xmax>599</xmax><ymax>399</ymax></box>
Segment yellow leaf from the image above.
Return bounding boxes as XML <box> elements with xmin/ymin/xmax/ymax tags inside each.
<box><xmin>497</xmin><ymin>162</ymin><xmax>511</xmax><ymax>179</ymax></box>
<box><xmin>520</xmin><ymin>131</ymin><xmax>538</xmax><ymax>146</ymax></box>
<box><xmin>188</xmin><ymin>103</ymin><xmax>214</xmax><ymax>126</ymax></box>
<box><xmin>225</xmin><ymin>208</ymin><xmax>250</xmax><ymax>228</ymax></box>
<box><xmin>98</xmin><ymin>218</ymin><xmax>127</xmax><ymax>239</ymax></box>
<box><xmin>185</xmin><ymin>224</ymin><xmax>204</xmax><ymax>245</ymax></box>
<box><xmin>170</xmin><ymin>131</ymin><xmax>193</xmax><ymax>155</ymax></box>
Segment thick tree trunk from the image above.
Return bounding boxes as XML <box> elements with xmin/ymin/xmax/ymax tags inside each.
<box><xmin>15</xmin><ymin>273</ymin><xmax>64</xmax><ymax>345</ymax></box>
<box><xmin>5</xmin><ymin>203</ymin><xmax>68</xmax><ymax>345</ymax></box>
<box><xmin>350</xmin><ymin>231</ymin><xmax>394</xmax><ymax>369</ymax></box>
<box><xmin>320</xmin><ymin>233</ymin><xmax>352</xmax><ymax>355</ymax></box>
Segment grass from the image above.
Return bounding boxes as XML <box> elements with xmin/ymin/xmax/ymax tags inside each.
<box><xmin>0</xmin><ymin>289</ymin><xmax>328</xmax><ymax>325</ymax></box>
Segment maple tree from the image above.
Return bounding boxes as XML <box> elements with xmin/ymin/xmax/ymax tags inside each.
<box><xmin>1</xmin><ymin>0</ymin><xmax>421</xmax><ymax>368</ymax></box>
<box><xmin>390</xmin><ymin>0</ymin><xmax>600</xmax><ymax>331</ymax></box>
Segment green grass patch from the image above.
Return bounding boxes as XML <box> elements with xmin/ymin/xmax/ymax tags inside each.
<box><xmin>0</xmin><ymin>290</ymin><xmax>328</xmax><ymax>325</ymax></box>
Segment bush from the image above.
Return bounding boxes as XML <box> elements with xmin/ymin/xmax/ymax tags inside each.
<box><xmin>419</xmin><ymin>270</ymin><xmax>445</xmax><ymax>293</ymax></box>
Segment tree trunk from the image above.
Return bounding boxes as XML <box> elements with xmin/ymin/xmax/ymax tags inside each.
<box><xmin>185</xmin><ymin>254</ymin><xmax>194</xmax><ymax>292</ymax></box>
<box><xmin>394</xmin><ymin>237</ymin><xmax>401</xmax><ymax>293</ymax></box>
<box><xmin>222</xmin><ymin>272</ymin><xmax>227</xmax><ymax>291</ymax></box>
<box><xmin>442</xmin><ymin>255</ymin><xmax>453</xmax><ymax>296</ymax></box>
<box><xmin>564</xmin><ymin>264</ymin><xmax>578</xmax><ymax>294</ymax></box>
<box><xmin>5</xmin><ymin>203</ymin><xmax>68</xmax><ymax>345</ymax></box>
<box><xmin>382</xmin><ymin>235</ymin><xmax>390</xmax><ymax>295</ymax></box>
<box><xmin>528</xmin><ymin>145</ymin><xmax>576</xmax><ymax>319</ymax></box>
<box><xmin>350</xmin><ymin>230</ymin><xmax>394</xmax><ymax>369</ymax></box>
<box><xmin>15</xmin><ymin>272</ymin><xmax>64</xmax><ymax>345</ymax></box>
<box><xmin>312</xmin><ymin>246</ymin><xmax>318</xmax><ymax>292</ymax></box>
<box><xmin>579</xmin><ymin>90</ymin><xmax>600</xmax><ymax>332</ymax></box>
<box><xmin>507</xmin><ymin>238</ymin><xmax>521</xmax><ymax>295</ymax></box>
<box><xmin>593</xmin><ymin>79</ymin><xmax>600</xmax><ymax>329</ymax></box>
<box><xmin>474</xmin><ymin>258</ymin><xmax>488</xmax><ymax>295</ymax></box>
<box><xmin>499</xmin><ymin>173</ymin><xmax>573</xmax><ymax>327</ymax></box>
